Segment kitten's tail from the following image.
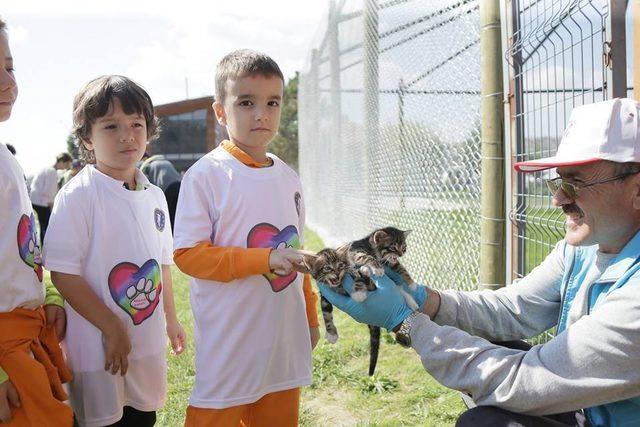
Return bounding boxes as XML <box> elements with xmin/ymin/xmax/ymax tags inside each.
<box><xmin>368</xmin><ymin>325</ymin><xmax>381</xmax><ymax>376</ymax></box>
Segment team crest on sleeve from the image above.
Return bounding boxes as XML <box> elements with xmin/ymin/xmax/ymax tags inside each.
<box><xmin>294</xmin><ymin>192</ymin><xmax>301</xmax><ymax>217</ymax></box>
<box><xmin>154</xmin><ymin>208</ymin><xmax>165</xmax><ymax>232</ymax></box>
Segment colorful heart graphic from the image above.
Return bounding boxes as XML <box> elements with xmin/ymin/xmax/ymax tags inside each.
<box><xmin>247</xmin><ymin>223</ymin><xmax>300</xmax><ymax>292</ymax></box>
<box><xmin>17</xmin><ymin>214</ymin><xmax>43</xmax><ymax>282</ymax></box>
<box><xmin>108</xmin><ymin>259</ymin><xmax>162</xmax><ymax>325</ymax></box>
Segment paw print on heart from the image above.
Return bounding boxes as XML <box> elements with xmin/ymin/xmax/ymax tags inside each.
<box><xmin>126</xmin><ymin>277</ymin><xmax>158</xmax><ymax>310</ymax></box>
<box><xmin>108</xmin><ymin>259</ymin><xmax>162</xmax><ymax>325</ymax></box>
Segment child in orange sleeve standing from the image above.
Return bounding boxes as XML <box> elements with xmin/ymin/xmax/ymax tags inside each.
<box><xmin>173</xmin><ymin>49</ymin><xmax>319</xmax><ymax>426</ymax></box>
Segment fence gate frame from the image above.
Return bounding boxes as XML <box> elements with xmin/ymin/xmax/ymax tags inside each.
<box><xmin>502</xmin><ymin>0</ymin><xmax>630</xmax><ymax>283</ymax></box>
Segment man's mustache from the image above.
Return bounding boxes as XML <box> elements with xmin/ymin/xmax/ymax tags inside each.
<box><xmin>563</xmin><ymin>204</ymin><xmax>583</xmax><ymax>217</ymax></box>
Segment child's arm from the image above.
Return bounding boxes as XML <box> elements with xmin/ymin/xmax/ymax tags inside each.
<box><xmin>174</xmin><ymin>243</ymin><xmax>304</xmax><ymax>282</ymax></box>
<box><xmin>0</xmin><ymin>379</ymin><xmax>19</xmax><ymax>423</ymax></box>
<box><xmin>43</xmin><ymin>280</ymin><xmax>66</xmax><ymax>340</ymax></box>
<box><xmin>50</xmin><ymin>271</ymin><xmax>131</xmax><ymax>375</ymax></box>
<box><xmin>161</xmin><ymin>265</ymin><xmax>186</xmax><ymax>355</ymax></box>
<box><xmin>304</xmin><ymin>273</ymin><xmax>321</xmax><ymax>349</ymax></box>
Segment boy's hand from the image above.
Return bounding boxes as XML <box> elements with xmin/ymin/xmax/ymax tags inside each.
<box><xmin>166</xmin><ymin>319</ymin><xmax>187</xmax><ymax>355</ymax></box>
<box><xmin>0</xmin><ymin>380</ymin><xmax>20</xmax><ymax>423</ymax></box>
<box><xmin>269</xmin><ymin>249</ymin><xmax>304</xmax><ymax>276</ymax></box>
<box><xmin>44</xmin><ymin>304</ymin><xmax>67</xmax><ymax>341</ymax></box>
<box><xmin>309</xmin><ymin>326</ymin><xmax>321</xmax><ymax>350</ymax></box>
<box><xmin>102</xmin><ymin>319</ymin><xmax>131</xmax><ymax>376</ymax></box>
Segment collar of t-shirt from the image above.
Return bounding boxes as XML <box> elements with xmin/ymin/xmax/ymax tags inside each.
<box><xmin>220</xmin><ymin>140</ymin><xmax>273</xmax><ymax>168</ymax></box>
<box><xmin>88</xmin><ymin>165</ymin><xmax>151</xmax><ymax>191</ymax></box>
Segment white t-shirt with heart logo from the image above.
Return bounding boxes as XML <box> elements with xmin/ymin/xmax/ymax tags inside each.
<box><xmin>173</xmin><ymin>147</ymin><xmax>312</xmax><ymax>409</ymax></box>
<box><xmin>0</xmin><ymin>143</ymin><xmax>45</xmax><ymax>312</ymax></box>
<box><xmin>43</xmin><ymin>165</ymin><xmax>173</xmax><ymax>427</ymax></box>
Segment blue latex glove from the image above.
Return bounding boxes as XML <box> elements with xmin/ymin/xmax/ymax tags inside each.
<box><xmin>383</xmin><ymin>267</ymin><xmax>428</xmax><ymax>310</ymax></box>
<box><xmin>317</xmin><ymin>273</ymin><xmax>413</xmax><ymax>331</ymax></box>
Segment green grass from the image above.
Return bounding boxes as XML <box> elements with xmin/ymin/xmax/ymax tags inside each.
<box><xmin>45</xmin><ymin>227</ymin><xmax>465</xmax><ymax>426</ymax></box>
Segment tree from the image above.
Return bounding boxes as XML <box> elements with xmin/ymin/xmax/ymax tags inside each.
<box><xmin>66</xmin><ymin>134</ymin><xmax>79</xmax><ymax>159</ymax></box>
<box><xmin>270</xmin><ymin>73</ymin><xmax>299</xmax><ymax>170</ymax></box>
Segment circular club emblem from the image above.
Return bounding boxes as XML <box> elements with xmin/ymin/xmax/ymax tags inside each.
<box><xmin>154</xmin><ymin>208</ymin><xmax>166</xmax><ymax>232</ymax></box>
<box><xmin>294</xmin><ymin>192</ymin><xmax>301</xmax><ymax>217</ymax></box>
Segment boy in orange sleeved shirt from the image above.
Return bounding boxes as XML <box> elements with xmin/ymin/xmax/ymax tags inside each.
<box><xmin>173</xmin><ymin>49</ymin><xmax>318</xmax><ymax>426</ymax></box>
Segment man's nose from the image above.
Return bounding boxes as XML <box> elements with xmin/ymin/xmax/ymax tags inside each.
<box><xmin>551</xmin><ymin>187</ymin><xmax>574</xmax><ymax>207</ymax></box>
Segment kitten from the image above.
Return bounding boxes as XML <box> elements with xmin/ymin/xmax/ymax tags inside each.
<box><xmin>301</xmin><ymin>248</ymin><xmax>381</xmax><ymax>376</ymax></box>
<box><xmin>341</xmin><ymin>227</ymin><xmax>419</xmax><ymax>310</ymax></box>
<box><xmin>302</xmin><ymin>248</ymin><xmax>375</xmax><ymax>342</ymax></box>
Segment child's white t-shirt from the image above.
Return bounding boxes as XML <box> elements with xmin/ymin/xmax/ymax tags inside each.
<box><xmin>0</xmin><ymin>143</ymin><xmax>45</xmax><ymax>312</ymax></box>
<box><xmin>174</xmin><ymin>147</ymin><xmax>312</xmax><ymax>409</ymax></box>
<box><xmin>43</xmin><ymin>165</ymin><xmax>173</xmax><ymax>426</ymax></box>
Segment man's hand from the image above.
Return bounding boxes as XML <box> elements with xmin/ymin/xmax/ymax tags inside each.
<box><xmin>269</xmin><ymin>249</ymin><xmax>304</xmax><ymax>276</ymax></box>
<box><xmin>317</xmin><ymin>274</ymin><xmax>413</xmax><ymax>331</ymax></box>
<box><xmin>102</xmin><ymin>319</ymin><xmax>131</xmax><ymax>376</ymax></box>
<box><xmin>44</xmin><ymin>304</ymin><xmax>67</xmax><ymax>341</ymax></box>
<box><xmin>0</xmin><ymin>381</ymin><xmax>20</xmax><ymax>423</ymax></box>
<box><xmin>309</xmin><ymin>326</ymin><xmax>321</xmax><ymax>350</ymax></box>
<box><xmin>384</xmin><ymin>268</ymin><xmax>441</xmax><ymax>319</ymax></box>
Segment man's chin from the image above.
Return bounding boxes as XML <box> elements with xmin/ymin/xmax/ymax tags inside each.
<box><xmin>564</xmin><ymin>227</ymin><xmax>593</xmax><ymax>247</ymax></box>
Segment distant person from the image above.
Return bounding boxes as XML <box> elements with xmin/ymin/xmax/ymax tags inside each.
<box><xmin>140</xmin><ymin>153</ymin><xmax>181</xmax><ymax>232</ymax></box>
<box><xmin>30</xmin><ymin>152</ymin><xmax>72</xmax><ymax>242</ymax></box>
<box><xmin>58</xmin><ymin>158</ymin><xmax>83</xmax><ymax>188</ymax></box>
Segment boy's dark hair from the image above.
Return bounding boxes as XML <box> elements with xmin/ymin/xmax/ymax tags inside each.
<box><xmin>5</xmin><ymin>143</ymin><xmax>15</xmax><ymax>155</ymax></box>
<box><xmin>72</xmin><ymin>75</ymin><xmax>159</xmax><ymax>164</ymax></box>
<box><xmin>56</xmin><ymin>152</ymin><xmax>72</xmax><ymax>164</ymax></box>
<box><xmin>215</xmin><ymin>49</ymin><xmax>284</xmax><ymax>104</ymax></box>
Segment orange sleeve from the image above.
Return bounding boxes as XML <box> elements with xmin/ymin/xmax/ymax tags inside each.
<box><xmin>174</xmin><ymin>242</ymin><xmax>272</xmax><ymax>282</ymax></box>
<box><xmin>303</xmin><ymin>273</ymin><xmax>320</xmax><ymax>327</ymax></box>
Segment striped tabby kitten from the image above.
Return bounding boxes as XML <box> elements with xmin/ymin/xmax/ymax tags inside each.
<box><xmin>302</xmin><ymin>248</ymin><xmax>381</xmax><ymax>376</ymax></box>
<box><xmin>342</xmin><ymin>226</ymin><xmax>418</xmax><ymax>310</ymax></box>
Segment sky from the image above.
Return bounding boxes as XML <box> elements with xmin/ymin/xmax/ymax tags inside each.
<box><xmin>1</xmin><ymin>0</ymin><xmax>329</xmax><ymax>176</ymax></box>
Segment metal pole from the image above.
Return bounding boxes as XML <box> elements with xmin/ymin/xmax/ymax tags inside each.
<box><xmin>364</xmin><ymin>0</ymin><xmax>379</xmax><ymax>229</ymax></box>
<box><xmin>605</xmin><ymin>0</ymin><xmax>629</xmax><ymax>98</ymax></box>
<box><xmin>480</xmin><ymin>0</ymin><xmax>506</xmax><ymax>290</ymax></box>
<box><xmin>329</xmin><ymin>0</ymin><xmax>344</xmax><ymax>236</ymax></box>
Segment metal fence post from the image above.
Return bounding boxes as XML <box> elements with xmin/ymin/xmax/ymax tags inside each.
<box><xmin>329</xmin><ymin>0</ymin><xmax>344</xmax><ymax>236</ymax></box>
<box><xmin>606</xmin><ymin>0</ymin><xmax>629</xmax><ymax>98</ymax></box>
<box><xmin>480</xmin><ymin>0</ymin><xmax>506</xmax><ymax>290</ymax></box>
<box><xmin>363</xmin><ymin>0</ymin><xmax>379</xmax><ymax>229</ymax></box>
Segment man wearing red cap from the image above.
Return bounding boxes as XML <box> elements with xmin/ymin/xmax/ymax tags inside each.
<box><xmin>318</xmin><ymin>98</ymin><xmax>640</xmax><ymax>426</ymax></box>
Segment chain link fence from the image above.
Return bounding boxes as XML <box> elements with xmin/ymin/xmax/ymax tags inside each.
<box><xmin>299</xmin><ymin>0</ymin><xmax>483</xmax><ymax>291</ymax></box>
<box><xmin>299</xmin><ymin>0</ymin><xmax>633</xmax><ymax>295</ymax></box>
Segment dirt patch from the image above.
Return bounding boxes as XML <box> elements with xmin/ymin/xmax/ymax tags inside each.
<box><xmin>303</xmin><ymin>389</ymin><xmax>358</xmax><ymax>426</ymax></box>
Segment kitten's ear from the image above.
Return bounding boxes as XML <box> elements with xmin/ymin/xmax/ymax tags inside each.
<box><xmin>294</xmin><ymin>254</ymin><xmax>317</xmax><ymax>274</ymax></box>
<box><xmin>373</xmin><ymin>230</ymin><xmax>389</xmax><ymax>246</ymax></box>
<box><xmin>403</xmin><ymin>229</ymin><xmax>413</xmax><ymax>238</ymax></box>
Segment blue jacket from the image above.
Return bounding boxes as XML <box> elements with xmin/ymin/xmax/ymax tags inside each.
<box><xmin>558</xmin><ymin>232</ymin><xmax>640</xmax><ymax>427</ymax></box>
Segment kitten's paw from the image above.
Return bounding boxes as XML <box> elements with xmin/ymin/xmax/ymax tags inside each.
<box><xmin>407</xmin><ymin>280</ymin><xmax>417</xmax><ymax>291</ymax></box>
<box><xmin>351</xmin><ymin>290</ymin><xmax>368</xmax><ymax>302</ymax></box>
<box><xmin>325</xmin><ymin>332</ymin><xmax>339</xmax><ymax>344</ymax></box>
<box><xmin>359</xmin><ymin>266</ymin><xmax>371</xmax><ymax>277</ymax></box>
<box><xmin>372</xmin><ymin>266</ymin><xmax>384</xmax><ymax>277</ymax></box>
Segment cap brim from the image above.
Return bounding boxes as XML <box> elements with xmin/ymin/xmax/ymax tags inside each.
<box><xmin>514</xmin><ymin>157</ymin><xmax>602</xmax><ymax>173</ymax></box>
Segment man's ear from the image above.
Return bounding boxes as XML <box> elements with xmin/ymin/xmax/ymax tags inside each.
<box><xmin>631</xmin><ymin>173</ymin><xmax>640</xmax><ymax>210</ymax></box>
<box><xmin>212</xmin><ymin>101</ymin><xmax>226</xmax><ymax>126</ymax></box>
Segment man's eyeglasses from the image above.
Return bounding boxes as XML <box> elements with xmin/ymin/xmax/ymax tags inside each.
<box><xmin>546</xmin><ymin>171</ymin><xmax>640</xmax><ymax>199</ymax></box>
